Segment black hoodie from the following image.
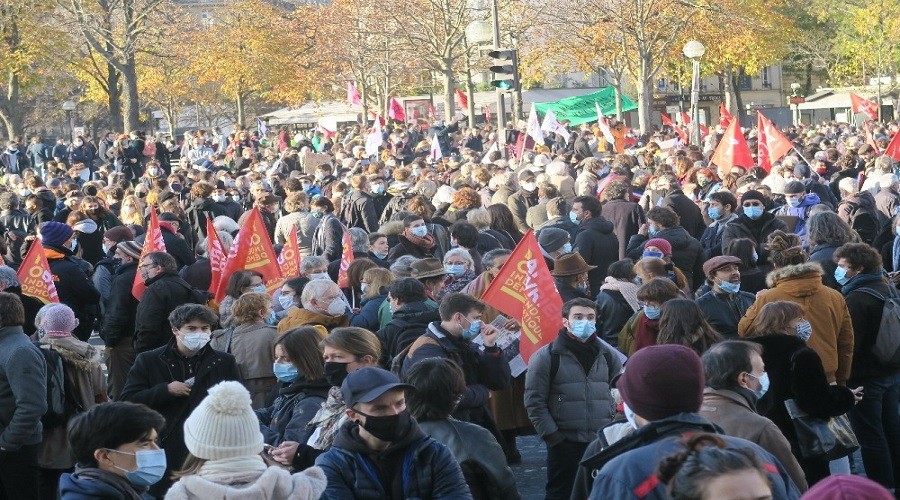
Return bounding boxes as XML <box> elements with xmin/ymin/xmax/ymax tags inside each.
<box><xmin>573</xmin><ymin>215</ymin><xmax>619</xmax><ymax>296</ymax></box>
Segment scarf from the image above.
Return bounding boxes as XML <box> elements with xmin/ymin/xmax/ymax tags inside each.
<box><xmin>403</xmin><ymin>229</ymin><xmax>435</xmax><ymax>250</ymax></box>
<box><xmin>560</xmin><ymin>333</ymin><xmax>601</xmax><ymax>374</ymax></box>
<box><xmin>600</xmin><ymin>276</ymin><xmax>641</xmax><ymax>312</ymax></box>
<box><xmin>73</xmin><ymin>467</ymin><xmax>145</xmax><ymax>500</ymax></box>
<box><xmin>840</xmin><ymin>272</ymin><xmax>886</xmax><ymax>295</ymax></box>
<box><xmin>196</xmin><ymin>455</ymin><xmax>268</xmax><ymax>484</ymax></box>
<box><xmin>632</xmin><ymin>313</ymin><xmax>660</xmax><ymax>353</ymax></box>
<box><xmin>309</xmin><ymin>386</ymin><xmax>347</xmax><ymax>450</ymax></box>
<box><xmin>893</xmin><ymin>235</ymin><xmax>900</xmax><ymax>272</ymax></box>
<box><xmin>443</xmin><ymin>270</ymin><xmax>477</xmax><ymax>295</ymax></box>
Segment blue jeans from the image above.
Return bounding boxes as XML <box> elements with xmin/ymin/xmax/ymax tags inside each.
<box><xmin>849</xmin><ymin>372</ymin><xmax>900</xmax><ymax>491</ymax></box>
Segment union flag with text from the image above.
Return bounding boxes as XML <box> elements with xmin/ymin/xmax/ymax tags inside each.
<box><xmin>215</xmin><ymin>208</ymin><xmax>282</xmax><ymax>303</ymax></box>
<box><xmin>481</xmin><ymin>231</ymin><xmax>563</xmax><ymax>363</ymax></box>
<box><xmin>336</xmin><ymin>227</ymin><xmax>354</xmax><ymax>288</ymax></box>
<box><xmin>132</xmin><ymin>209</ymin><xmax>167</xmax><ymax>300</ymax></box>
<box><xmin>18</xmin><ymin>239</ymin><xmax>59</xmax><ymax>304</ymax></box>
<box><xmin>206</xmin><ymin>217</ymin><xmax>227</xmax><ymax>293</ymax></box>
<box><xmin>278</xmin><ymin>225</ymin><xmax>302</xmax><ymax>280</ymax></box>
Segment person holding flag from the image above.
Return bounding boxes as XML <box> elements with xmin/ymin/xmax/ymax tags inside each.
<box><xmin>524</xmin><ymin>297</ymin><xmax>624</xmax><ymax>500</ymax></box>
<box><xmin>99</xmin><ymin>240</ymin><xmax>143</xmax><ymax>399</ymax></box>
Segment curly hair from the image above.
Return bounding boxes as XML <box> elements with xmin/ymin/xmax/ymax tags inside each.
<box><xmin>451</xmin><ymin>187</ymin><xmax>482</xmax><ymax>209</ymax></box>
<box><xmin>743</xmin><ymin>300</ymin><xmax>804</xmax><ymax>338</ymax></box>
<box><xmin>646</xmin><ymin>206</ymin><xmax>680</xmax><ymax>229</ymax></box>
<box><xmin>807</xmin><ymin>212</ymin><xmax>855</xmax><ymax>249</ymax></box>
<box><xmin>833</xmin><ymin>242</ymin><xmax>882</xmax><ymax>274</ymax></box>
<box><xmin>766</xmin><ymin>230</ymin><xmax>808</xmax><ymax>267</ymax></box>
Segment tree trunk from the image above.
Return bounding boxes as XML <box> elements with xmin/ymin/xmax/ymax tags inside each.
<box><xmin>613</xmin><ymin>82</ymin><xmax>623</xmax><ymax>119</ymax></box>
<box><xmin>465</xmin><ymin>56</ymin><xmax>476</xmax><ymax>127</ymax></box>
<box><xmin>107</xmin><ymin>61</ymin><xmax>123</xmax><ymax>132</ymax></box>
<box><xmin>635</xmin><ymin>54</ymin><xmax>652</xmax><ymax>135</ymax></box>
<box><xmin>730</xmin><ymin>70</ymin><xmax>745</xmax><ymax>125</ymax></box>
<box><xmin>1</xmin><ymin>69</ymin><xmax>24</xmax><ymax>140</ymax></box>
<box><xmin>165</xmin><ymin>105</ymin><xmax>179</xmax><ymax>134</ymax></box>
<box><xmin>360</xmin><ymin>81</ymin><xmax>369</xmax><ymax>125</ymax></box>
<box><xmin>235</xmin><ymin>93</ymin><xmax>246</xmax><ymax>127</ymax></box>
<box><xmin>442</xmin><ymin>59</ymin><xmax>455</xmax><ymax>120</ymax></box>
<box><xmin>121</xmin><ymin>57</ymin><xmax>140</xmax><ymax>132</ymax></box>
<box><xmin>722</xmin><ymin>67</ymin><xmax>736</xmax><ymax>117</ymax></box>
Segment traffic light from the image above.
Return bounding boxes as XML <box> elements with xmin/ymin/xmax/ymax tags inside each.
<box><xmin>488</xmin><ymin>49</ymin><xmax>518</xmax><ymax>92</ymax></box>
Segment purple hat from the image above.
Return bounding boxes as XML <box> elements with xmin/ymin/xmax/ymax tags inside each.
<box><xmin>39</xmin><ymin>222</ymin><xmax>74</xmax><ymax>248</ymax></box>
<box><xmin>41</xmin><ymin>304</ymin><xmax>79</xmax><ymax>338</ymax></box>
<box><xmin>801</xmin><ymin>475</ymin><xmax>893</xmax><ymax>500</ymax></box>
<box><xmin>615</xmin><ymin>344</ymin><xmax>704</xmax><ymax>421</ymax></box>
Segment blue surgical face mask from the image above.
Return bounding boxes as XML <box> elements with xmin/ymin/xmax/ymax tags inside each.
<box><xmin>273</xmin><ymin>362</ymin><xmax>299</xmax><ymax>382</ymax></box>
<box><xmin>787</xmin><ymin>196</ymin><xmax>802</xmax><ymax>208</ymax></box>
<box><xmin>569</xmin><ymin>319</ymin><xmax>596</xmax><ymax>342</ymax></box>
<box><xmin>371</xmin><ymin>183</ymin><xmax>385</xmax><ymax>194</ymax></box>
<box><xmin>445</xmin><ymin>263</ymin><xmax>466</xmax><ymax>276</ymax></box>
<box><xmin>795</xmin><ymin>320</ymin><xmax>812</xmax><ymax>342</ymax></box>
<box><xmin>718</xmin><ymin>279</ymin><xmax>741</xmax><ymax>294</ymax></box>
<box><xmin>647</xmin><ymin>225</ymin><xmax>659</xmax><ymax>237</ymax></box>
<box><xmin>107</xmin><ymin>448</ymin><xmax>167</xmax><ymax>487</ymax></box>
<box><xmin>834</xmin><ymin>266</ymin><xmax>849</xmax><ymax>285</ymax></box>
<box><xmin>461</xmin><ymin>318</ymin><xmax>482</xmax><ymax>340</ymax></box>
<box><xmin>266</xmin><ymin>311</ymin><xmax>278</xmax><ymax>326</ymax></box>
<box><xmin>373</xmin><ymin>250</ymin><xmax>388</xmax><ymax>260</ymax></box>
<box><xmin>746</xmin><ymin>372</ymin><xmax>770</xmax><ymax>399</ymax></box>
<box><xmin>642</xmin><ymin>250</ymin><xmax>664</xmax><ymax>259</ymax></box>
<box><xmin>411</xmin><ymin>225</ymin><xmax>428</xmax><ymax>238</ymax></box>
<box><xmin>577</xmin><ymin>282</ymin><xmax>589</xmax><ymax>293</ymax></box>
<box><xmin>278</xmin><ymin>293</ymin><xmax>294</xmax><ymax>310</ymax></box>
<box><xmin>250</xmin><ymin>284</ymin><xmax>267</xmax><ymax>294</ymax></box>
<box><xmin>752</xmin><ymin>250</ymin><xmax>759</xmax><ymax>263</ymax></box>
<box><xmin>561</xmin><ymin>242</ymin><xmax>573</xmax><ymax>254</ymax></box>
<box><xmin>643</xmin><ymin>305</ymin><xmax>661</xmax><ymax>320</ymax></box>
<box><xmin>569</xmin><ymin>211</ymin><xmax>579</xmax><ymax>224</ymax></box>
<box><xmin>743</xmin><ymin>206</ymin><xmax>764</xmax><ymax>219</ymax></box>
<box><xmin>707</xmin><ymin>206</ymin><xmax>721</xmax><ymax>220</ymax></box>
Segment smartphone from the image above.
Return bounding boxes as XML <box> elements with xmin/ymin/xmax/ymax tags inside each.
<box><xmin>263</xmin><ymin>444</ymin><xmax>275</xmax><ymax>454</ymax></box>
<box><xmin>184</xmin><ymin>377</ymin><xmax>195</xmax><ymax>387</ymax></box>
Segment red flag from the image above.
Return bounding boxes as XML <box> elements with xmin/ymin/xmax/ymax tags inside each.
<box><xmin>347</xmin><ymin>82</ymin><xmax>362</xmax><ymax>106</ymax></box>
<box><xmin>214</xmin><ymin>208</ymin><xmax>282</xmax><ymax>303</ymax></box>
<box><xmin>336</xmin><ymin>227</ymin><xmax>354</xmax><ymax>288</ymax></box>
<box><xmin>710</xmin><ymin>119</ymin><xmax>754</xmax><ymax>170</ymax></box>
<box><xmin>206</xmin><ymin>217</ymin><xmax>227</xmax><ymax>293</ymax></box>
<box><xmin>719</xmin><ymin>103</ymin><xmax>734</xmax><ymax>127</ymax></box>
<box><xmin>318</xmin><ymin>124</ymin><xmax>335</xmax><ymax>139</ymax></box>
<box><xmin>884</xmin><ymin>132</ymin><xmax>900</xmax><ymax>161</ymax></box>
<box><xmin>757</xmin><ymin>112</ymin><xmax>793</xmax><ymax>172</ymax></box>
<box><xmin>388</xmin><ymin>97</ymin><xmax>406</xmax><ymax>122</ymax></box>
<box><xmin>680</xmin><ymin>112</ymin><xmax>691</xmax><ymax>126</ymax></box>
<box><xmin>850</xmin><ymin>93</ymin><xmax>879</xmax><ymax>121</ymax></box>
<box><xmin>132</xmin><ymin>209</ymin><xmax>167</xmax><ymax>300</ymax></box>
<box><xmin>428</xmin><ymin>102</ymin><xmax>436</xmax><ymax>120</ymax></box>
<box><xmin>483</xmin><ymin>105</ymin><xmax>492</xmax><ymax>123</ymax></box>
<box><xmin>278</xmin><ymin>225</ymin><xmax>302</xmax><ymax>280</ymax></box>
<box><xmin>661</xmin><ymin>113</ymin><xmax>688</xmax><ymax>143</ymax></box>
<box><xmin>481</xmin><ymin>230</ymin><xmax>563</xmax><ymax>363</ymax></box>
<box><xmin>455</xmin><ymin>88</ymin><xmax>469</xmax><ymax>109</ymax></box>
<box><xmin>18</xmin><ymin>240</ymin><xmax>59</xmax><ymax>304</ymax></box>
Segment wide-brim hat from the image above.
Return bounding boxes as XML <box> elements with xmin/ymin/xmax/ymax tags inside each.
<box><xmin>551</xmin><ymin>253</ymin><xmax>596</xmax><ymax>277</ymax></box>
<box><xmin>411</xmin><ymin>258</ymin><xmax>446</xmax><ymax>279</ymax></box>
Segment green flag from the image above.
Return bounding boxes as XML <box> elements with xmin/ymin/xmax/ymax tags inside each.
<box><xmin>533</xmin><ymin>87</ymin><xmax>636</xmax><ymax>126</ymax></box>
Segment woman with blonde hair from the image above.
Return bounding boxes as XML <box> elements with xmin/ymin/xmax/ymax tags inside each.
<box><xmin>349</xmin><ymin>267</ymin><xmax>393</xmax><ymax>331</ymax></box>
<box><xmin>118</xmin><ymin>194</ymin><xmax>145</xmax><ymax>226</ymax></box>
<box><xmin>738</xmin><ymin>230</ymin><xmax>855</xmax><ymax>387</ymax></box>
<box><xmin>634</xmin><ymin>256</ymin><xmax>689</xmax><ymax>293</ymax></box>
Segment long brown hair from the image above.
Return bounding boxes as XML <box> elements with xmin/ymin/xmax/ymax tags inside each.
<box><xmin>656</xmin><ymin>299</ymin><xmax>723</xmax><ymax>355</ymax></box>
<box><xmin>743</xmin><ymin>301</ymin><xmax>804</xmax><ymax>338</ymax></box>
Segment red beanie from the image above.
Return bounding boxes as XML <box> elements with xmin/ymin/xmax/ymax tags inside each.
<box><xmin>644</xmin><ymin>238</ymin><xmax>672</xmax><ymax>257</ymax></box>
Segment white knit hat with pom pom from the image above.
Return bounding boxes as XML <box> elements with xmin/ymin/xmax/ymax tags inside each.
<box><xmin>182</xmin><ymin>381</ymin><xmax>264</xmax><ymax>460</ymax></box>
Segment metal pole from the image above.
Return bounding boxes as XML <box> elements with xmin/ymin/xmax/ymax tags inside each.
<box><xmin>491</xmin><ymin>0</ymin><xmax>506</xmax><ymax>151</ymax></box>
<box><xmin>690</xmin><ymin>58</ymin><xmax>701</xmax><ymax>145</ymax></box>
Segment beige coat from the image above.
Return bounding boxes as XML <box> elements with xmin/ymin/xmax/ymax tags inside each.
<box><xmin>211</xmin><ymin>322</ymin><xmax>278</xmax><ymax>408</ymax></box>
<box><xmin>699</xmin><ymin>388</ymin><xmax>808</xmax><ymax>492</ymax></box>
<box><xmin>38</xmin><ymin>336</ymin><xmax>107</xmax><ymax>469</ymax></box>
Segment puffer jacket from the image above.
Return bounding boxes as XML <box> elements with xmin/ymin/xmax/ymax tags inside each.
<box><xmin>524</xmin><ymin>332</ymin><xmax>623</xmax><ymax>444</ymax></box>
<box><xmin>315</xmin><ymin>420</ymin><xmax>472</xmax><ymax>499</ymax></box>
<box><xmin>573</xmin><ymin>215</ymin><xmax>619</xmax><ymax>296</ymax></box>
<box><xmin>626</xmin><ymin>226</ymin><xmax>703</xmax><ymax>290</ymax></box>
<box><xmin>256</xmin><ymin>378</ymin><xmax>330</xmax><ymax>444</ymax></box>
<box><xmin>738</xmin><ymin>262</ymin><xmax>854</xmax><ymax>385</ymax></box>
<box><xmin>695</xmin><ymin>289</ymin><xmax>755</xmax><ymax>339</ymax></box>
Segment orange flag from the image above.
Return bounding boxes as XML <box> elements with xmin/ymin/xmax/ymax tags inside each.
<box><xmin>132</xmin><ymin>209</ymin><xmax>167</xmax><ymax>300</ymax></box>
<box><xmin>336</xmin><ymin>227</ymin><xmax>354</xmax><ymax>288</ymax></box>
<box><xmin>481</xmin><ymin>230</ymin><xmax>563</xmax><ymax>363</ymax></box>
<box><xmin>850</xmin><ymin>93</ymin><xmax>879</xmax><ymax>121</ymax></box>
<box><xmin>719</xmin><ymin>103</ymin><xmax>734</xmax><ymax>127</ymax></box>
<box><xmin>206</xmin><ymin>217</ymin><xmax>227</xmax><ymax>293</ymax></box>
<box><xmin>215</xmin><ymin>208</ymin><xmax>282</xmax><ymax>303</ymax></box>
<box><xmin>278</xmin><ymin>225</ymin><xmax>302</xmax><ymax>280</ymax></box>
<box><xmin>711</xmin><ymin>119</ymin><xmax>754</xmax><ymax>170</ymax></box>
<box><xmin>18</xmin><ymin>239</ymin><xmax>59</xmax><ymax>304</ymax></box>
<box><xmin>757</xmin><ymin>112</ymin><xmax>793</xmax><ymax>172</ymax></box>
<box><xmin>884</xmin><ymin>132</ymin><xmax>900</xmax><ymax>161</ymax></box>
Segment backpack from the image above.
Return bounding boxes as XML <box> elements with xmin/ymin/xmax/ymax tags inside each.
<box><xmin>142</xmin><ymin>140</ymin><xmax>157</xmax><ymax>158</ymax></box>
<box><xmin>390</xmin><ymin>334</ymin><xmax>441</xmax><ymax>376</ymax></box>
<box><xmin>854</xmin><ymin>287</ymin><xmax>900</xmax><ymax>367</ymax></box>
<box><xmin>34</xmin><ymin>343</ymin><xmax>84</xmax><ymax>428</ymax></box>
<box><xmin>842</xmin><ymin>201</ymin><xmax>881</xmax><ymax>243</ymax></box>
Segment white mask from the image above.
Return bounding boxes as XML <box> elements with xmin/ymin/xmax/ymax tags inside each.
<box><xmin>326</xmin><ymin>298</ymin><xmax>346</xmax><ymax>316</ymax></box>
<box><xmin>309</xmin><ymin>272</ymin><xmax>330</xmax><ymax>281</ymax></box>
<box><xmin>181</xmin><ymin>332</ymin><xmax>210</xmax><ymax>352</ymax></box>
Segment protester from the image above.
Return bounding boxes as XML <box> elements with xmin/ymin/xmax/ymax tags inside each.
<box><xmin>807</xmin><ymin>211</ymin><xmax>857</xmax><ymax>290</ymax></box>
<box><xmin>594</xmin><ymin>259</ymin><xmax>641</xmax><ymax>347</ymax></box>
<box><xmin>552</xmin><ymin>252</ymin><xmax>596</xmax><ymax>302</ymax></box>
<box><xmin>570</xmin><ymin>195</ymin><xmax>619</xmax><ymax>295</ymax></box>
<box><xmin>349</xmin><ymin>267</ymin><xmax>392</xmax><ymax>330</ymax></box>
<box><xmin>217</xmin><ymin>270</ymin><xmax>265</xmax><ymax>329</ymax></box>
<box><xmin>600</xmin><ymin>180</ymin><xmax>645</xmax><ymax>259</ymax></box>
<box><xmin>134</xmin><ymin>251</ymin><xmax>205</xmax><ymax>353</ymax></box>
<box><xmin>618</xmin><ymin>277</ymin><xmax>682</xmax><ymax>355</ymax></box>
<box><xmin>656</xmin><ymin>299</ymin><xmax>722</xmax><ymax>355</ymax></box>
<box><xmin>722</xmin><ymin>189</ymin><xmax>787</xmax><ymax>264</ymax></box>
<box><xmin>695</xmin><ymin>255</ymin><xmax>755</xmax><ymax>339</ymax></box>
<box><xmin>277</xmin><ymin>278</ymin><xmax>349</xmax><ymax>334</ymax></box>
<box><xmin>376</xmin><ymin>278</ymin><xmax>438</xmax><ymax>366</ymax></box>
<box><xmin>700</xmin><ymin>191</ymin><xmax>739</xmax><ymax>260</ymax></box>
<box><xmin>627</xmin><ymin>206</ymin><xmax>704</xmax><ymax>290</ymax></box>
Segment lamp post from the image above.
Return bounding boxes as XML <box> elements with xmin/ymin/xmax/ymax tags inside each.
<box><xmin>683</xmin><ymin>41</ymin><xmax>705</xmax><ymax>146</ymax></box>
<box><xmin>62</xmin><ymin>100</ymin><xmax>76</xmax><ymax>140</ymax></box>
<box><xmin>789</xmin><ymin>82</ymin><xmax>804</xmax><ymax>126</ymax></box>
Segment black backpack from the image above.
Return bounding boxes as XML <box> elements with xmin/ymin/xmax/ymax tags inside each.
<box><xmin>34</xmin><ymin>343</ymin><xmax>84</xmax><ymax>428</ymax></box>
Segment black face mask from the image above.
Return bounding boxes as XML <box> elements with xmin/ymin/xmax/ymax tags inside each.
<box><xmin>323</xmin><ymin>361</ymin><xmax>350</xmax><ymax>387</ymax></box>
<box><xmin>355</xmin><ymin>409</ymin><xmax>411</xmax><ymax>442</ymax></box>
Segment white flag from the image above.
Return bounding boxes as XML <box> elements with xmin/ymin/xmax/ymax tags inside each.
<box><xmin>430</xmin><ymin>134</ymin><xmax>443</xmax><ymax>161</ymax></box>
<box><xmin>481</xmin><ymin>142</ymin><xmax>498</xmax><ymax>164</ymax></box>
<box><xmin>365</xmin><ymin>115</ymin><xmax>384</xmax><ymax>156</ymax></box>
<box><xmin>540</xmin><ymin>109</ymin><xmax>571</xmax><ymax>142</ymax></box>
<box><xmin>595</xmin><ymin>102</ymin><xmax>615</xmax><ymax>143</ymax></box>
<box><xmin>527</xmin><ymin>104</ymin><xmax>544</xmax><ymax>145</ymax></box>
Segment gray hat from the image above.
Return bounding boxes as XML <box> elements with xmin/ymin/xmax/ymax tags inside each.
<box><xmin>537</xmin><ymin>228</ymin><xmax>570</xmax><ymax>253</ymax></box>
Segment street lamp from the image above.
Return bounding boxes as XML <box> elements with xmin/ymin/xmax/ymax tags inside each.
<box><xmin>61</xmin><ymin>100</ymin><xmax>77</xmax><ymax>141</ymax></box>
<box><xmin>683</xmin><ymin>41</ymin><xmax>705</xmax><ymax>145</ymax></box>
<box><xmin>789</xmin><ymin>82</ymin><xmax>804</xmax><ymax>126</ymax></box>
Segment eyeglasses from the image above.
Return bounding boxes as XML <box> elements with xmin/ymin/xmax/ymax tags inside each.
<box><xmin>137</xmin><ymin>263</ymin><xmax>157</xmax><ymax>270</ymax></box>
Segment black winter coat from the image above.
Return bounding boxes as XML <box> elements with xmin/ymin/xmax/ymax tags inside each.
<box><xmin>721</xmin><ymin>213</ymin><xmax>787</xmax><ymax>265</ymax></box>
<box><xmin>339</xmin><ymin>190</ymin><xmax>379</xmax><ymax>233</ymax></box>
<box><xmin>134</xmin><ymin>272</ymin><xmax>203</xmax><ymax>353</ymax></box>
<box><xmin>135</xmin><ymin>227</ymin><xmax>196</xmax><ymax>268</ymax></box>
<box><xmin>376</xmin><ymin>301</ymin><xmax>440</xmax><ymax>367</ymax></box>
<box><xmin>661</xmin><ymin>189</ymin><xmax>705</xmax><ymax>239</ymax></box>
<box><xmin>573</xmin><ymin>216</ymin><xmax>619</xmax><ymax>296</ymax></box>
<box><xmin>594</xmin><ymin>289</ymin><xmax>634</xmax><ymax>347</ymax></box>
<box><xmin>808</xmin><ymin>243</ymin><xmax>841</xmax><ymax>290</ymax></box>
<box><xmin>842</xmin><ymin>278</ymin><xmax>900</xmax><ymax>383</ymax></box>
<box><xmin>119</xmin><ymin>340</ymin><xmax>241</xmax><ymax>495</ymax></box>
<box><xmin>311</xmin><ymin>213</ymin><xmax>343</xmax><ymax>262</ymax></box>
<box><xmin>185</xmin><ymin>197</ymin><xmax>227</xmax><ymax>239</ymax></box>
<box><xmin>180</xmin><ymin>257</ymin><xmax>212</xmax><ymax>292</ymax></box>
<box><xmin>695</xmin><ymin>289</ymin><xmax>755</xmax><ymax>339</ymax></box>
<box><xmin>601</xmin><ymin>199</ymin><xmax>645</xmax><ymax>259</ymax></box>
<box><xmin>45</xmin><ymin>243</ymin><xmax>100</xmax><ymax>342</ymax></box>
<box><xmin>627</xmin><ymin>226</ymin><xmax>703</xmax><ymax>291</ymax></box>
<box><xmin>100</xmin><ymin>261</ymin><xmax>139</xmax><ymax>347</ymax></box>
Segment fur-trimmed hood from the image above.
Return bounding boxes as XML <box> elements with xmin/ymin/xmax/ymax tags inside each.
<box><xmin>765</xmin><ymin>261</ymin><xmax>824</xmax><ymax>296</ymax></box>
<box><xmin>378</xmin><ymin>219</ymin><xmax>405</xmax><ymax>236</ymax></box>
<box><xmin>40</xmin><ymin>336</ymin><xmax>102</xmax><ymax>372</ymax></box>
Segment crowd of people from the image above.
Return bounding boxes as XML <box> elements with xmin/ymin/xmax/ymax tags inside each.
<box><xmin>0</xmin><ymin>113</ymin><xmax>897</xmax><ymax>500</ymax></box>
